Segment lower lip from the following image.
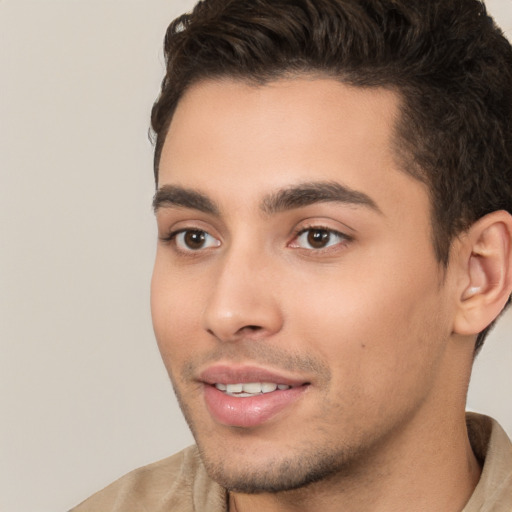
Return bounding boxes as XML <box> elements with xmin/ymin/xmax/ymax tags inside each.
<box><xmin>203</xmin><ymin>385</ymin><xmax>308</xmax><ymax>428</ymax></box>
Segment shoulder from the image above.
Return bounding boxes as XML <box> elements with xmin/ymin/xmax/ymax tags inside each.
<box><xmin>70</xmin><ymin>445</ymin><xmax>227</xmax><ymax>512</ymax></box>
<box><xmin>464</xmin><ymin>413</ymin><xmax>512</xmax><ymax>511</ymax></box>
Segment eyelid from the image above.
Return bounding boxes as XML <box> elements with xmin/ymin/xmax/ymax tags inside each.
<box><xmin>164</xmin><ymin>228</ymin><xmax>219</xmax><ymax>241</ymax></box>
<box><xmin>157</xmin><ymin>216</ymin><xmax>220</xmax><ymax>242</ymax></box>
<box><xmin>159</xmin><ymin>226</ymin><xmax>221</xmax><ymax>254</ymax></box>
<box><xmin>288</xmin><ymin>224</ymin><xmax>353</xmax><ymax>251</ymax></box>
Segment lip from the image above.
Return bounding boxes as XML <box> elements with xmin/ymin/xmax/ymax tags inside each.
<box><xmin>199</xmin><ymin>364</ymin><xmax>308</xmax><ymax>387</ymax></box>
<box><xmin>200</xmin><ymin>365</ymin><xmax>310</xmax><ymax>428</ymax></box>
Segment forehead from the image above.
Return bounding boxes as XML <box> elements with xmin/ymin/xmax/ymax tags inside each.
<box><xmin>158</xmin><ymin>77</ymin><xmax>426</xmax><ymax>218</ymax></box>
<box><xmin>164</xmin><ymin>77</ymin><xmax>400</xmax><ymax>164</ymax></box>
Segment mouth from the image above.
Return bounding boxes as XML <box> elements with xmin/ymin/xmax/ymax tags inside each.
<box><xmin>214</xmin><ymin>382</ymin><xmax>293</xmax><ymax>397</ymax></box>
<box><xmin>199</xmin><ymin>365</ymin><xmax>310</xmax><ymax>428</ymax></box>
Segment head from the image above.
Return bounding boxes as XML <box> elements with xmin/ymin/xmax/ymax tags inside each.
<box><xmin>150</xmin><ymin>0</ymin><xmax>512</xmax><ymax>497</ymax></box>
<box><xmin>151</xmin><ymin>0</ymin><xmax>512</xmax><ymax>351</ymax></box>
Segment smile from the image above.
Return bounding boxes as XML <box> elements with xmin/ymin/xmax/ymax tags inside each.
<box><xmin>199</xmin><ymin>365</ymin><xmax>311</xmax><ymax>427</ymax></box>
<box><xmin>214</xmin><ymin>382</ymin><xmax>292</xmax><ymax>396</ymax></box>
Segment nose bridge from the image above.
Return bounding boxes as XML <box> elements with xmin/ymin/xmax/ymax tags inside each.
<box><xmin>202</xmin><ymin>238</ymin><xmax>283</xmax><ymax>341</ymax></box>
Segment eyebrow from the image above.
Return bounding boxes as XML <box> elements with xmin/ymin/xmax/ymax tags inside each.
<box><xmin>261</xmin><ymin>181</ymin><xmax>382</xmax><ymax>215</ymax></box>
<box><xmin>153</xmin><ymin>181</ymin><xmax>381</xmax><ymax>216</ymax></box>
<box><xmin>153</xmin><ymin>185</ymin><xmax>219</xmax><ymax>215</ymax></box>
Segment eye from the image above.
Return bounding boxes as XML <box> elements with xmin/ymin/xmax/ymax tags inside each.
<box><xmin>172</xmin><ymin>229</ymin><xmax>221</xmax><ymax>251</ymax></box>
<box><xmin>290</xmin><ymin>227</ymin><xmax>349</xmax><ymax>250</ymax></box>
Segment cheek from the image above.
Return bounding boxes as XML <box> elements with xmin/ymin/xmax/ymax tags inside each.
<box><xmin>288</xmin><ymin>254</ymin><xmax>451</xmax><ymax>398</ymax></box>
<box><xmin>150</xmin><ymin>257</ymin><xmax>206</xmax><ymax>367</ymax></box>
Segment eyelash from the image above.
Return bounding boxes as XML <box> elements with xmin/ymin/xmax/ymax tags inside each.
<box><xmin>160</xmin><ymin>225</ymin><xmax>352</xmax><ymax>254</ymax></box>
<box><xmin>160</xmin><ymin>229</ymin><xmax>219</xmax><ymax>250</ymax></box>
<box><xmin>290</xmin><ymin>225</ymin><xmax>352</xmax><ymax>251</ymax></box>
<box><xmin>159</xmin><ymin>229</ymin><xmax>188</xmax><ymax>244</ymax></box>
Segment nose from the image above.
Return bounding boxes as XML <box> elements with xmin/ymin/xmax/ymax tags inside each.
<box><xmin>202</xmin><ymin>247</ymin><xmax>284</xmax><ymax>342</ymax></box>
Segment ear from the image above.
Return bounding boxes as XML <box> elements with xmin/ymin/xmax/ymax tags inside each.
<box><xmin>453</xmin><ymin>210</ymin><xmax>512</xmax><ymax>336</ymax></box>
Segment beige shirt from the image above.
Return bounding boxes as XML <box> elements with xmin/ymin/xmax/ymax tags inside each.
<box><xmin>71</xmin><ymin>413</ymin><xmax>512</xmax><ymax>512</ymax></box>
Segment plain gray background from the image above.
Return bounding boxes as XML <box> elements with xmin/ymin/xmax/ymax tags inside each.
<box><xmin>1</xmin><ymin>1</ymin><xmax>511</xmax><ymax>511</ymax></box>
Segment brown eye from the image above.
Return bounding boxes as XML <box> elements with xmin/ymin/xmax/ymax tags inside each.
<box><xmin>174</xmin><ymin>229</ymin><xmax>221</xmax><ymax>251</ymax></box>
<box><xmin>291</xmin><ymin>227</ymin><xmax>349</xmax><ymax>251</ymax></box>
<box><xmin>184</xmin><ymin>230</ymin><xmax>207</xmax><ymax>249</ymax></box>
<box><xmin>307</xmin><ymin>229</ymin><xmax>331</xmax><ymax>248</ymax></box>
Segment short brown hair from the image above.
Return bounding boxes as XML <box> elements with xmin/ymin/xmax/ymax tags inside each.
<box><xmin>151</xmin><ymin>0</ymin><xmax>512</xmax><ymax>350</ymax></box>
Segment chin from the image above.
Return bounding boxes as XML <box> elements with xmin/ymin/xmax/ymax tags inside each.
<box><xmin>195</xmin><ymin>438</ymin><xmax>355</xmax><ymax>494</ymax></box>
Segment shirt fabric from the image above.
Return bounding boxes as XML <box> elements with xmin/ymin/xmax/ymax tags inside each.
<box><xmin>70</xmin><ymin>413</ymin><xmax>512</xmax><ymax>511</ymax></box>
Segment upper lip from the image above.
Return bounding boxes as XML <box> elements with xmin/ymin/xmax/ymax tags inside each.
<box><xmin>199</xmin><ymin>364</ymin><xmax>309</xmax><ymax>387</ymax></box>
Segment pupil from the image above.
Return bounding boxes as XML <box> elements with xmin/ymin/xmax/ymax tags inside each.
<box><xmin>185</xmin><ymin>230</ymin><xmax>206</xmax><ymax>249</ymax></box>
<box><xmin>308</xmin><ymin>229</ymin><xmax>330</xmax><ymax>248</ymax></box>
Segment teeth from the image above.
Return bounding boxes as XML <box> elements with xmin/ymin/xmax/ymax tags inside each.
<box><xmin>261</xmin><ymin>383</ymin><xmax>278</xmax><ymax>393</ymax></box>
<box><xmin>214</xmin><ymin>382</ymin><xmax>291</xmax><ymax>396</ymax></box>
<box><xmin>226</xmin><ymin>383</ymin><xmax>243</xmax><ymax>393</ymax></box>
<box><xmin>242</xmin><ymin>382</ymin><xmax>262</xmax><ymax>394</ymax></box>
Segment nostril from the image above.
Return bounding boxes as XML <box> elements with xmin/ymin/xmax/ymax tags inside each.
<box><xmin>235</xmin><ymin>325</ymin><xmax>264</xmax><ymax>336</ymax></box>
<box><xmin>206</xmin><ymin>325</ymin><xmax>263</xmax><ymax>341</ymax></box>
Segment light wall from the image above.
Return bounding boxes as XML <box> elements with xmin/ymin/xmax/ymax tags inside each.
<box><xmin>1</xmin><ymin>1</ymin><xmax>511</xmax><ymax>511</ymax></box>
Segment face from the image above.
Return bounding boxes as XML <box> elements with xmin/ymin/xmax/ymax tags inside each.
<box><xmin>151</xmin><ymin>78</ymin><xmax>459</xmax><ymax>493</ymax></box>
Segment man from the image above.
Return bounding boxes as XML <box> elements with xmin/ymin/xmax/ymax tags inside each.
<box><xmin>72</xmin><ymin>0</ymin><xmax>512</xmax><ymax>510</ymax></box>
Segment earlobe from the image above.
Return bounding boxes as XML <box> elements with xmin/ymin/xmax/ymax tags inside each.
<box><xmin>453</xmin><ymin>210</ymin><xmax>512</xmax><ymax>336</ymax></box>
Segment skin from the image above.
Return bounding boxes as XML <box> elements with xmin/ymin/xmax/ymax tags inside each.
<box><xmin>151</xmin><ymin>77</ymin><xmax>482</xmax><ymax>511</ymax></box>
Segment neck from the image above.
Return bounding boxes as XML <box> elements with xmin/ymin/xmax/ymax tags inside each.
<box><xmin>229</xmin><ymin>411</ymin><xmax>481</xmax><ymax>512</ymax></box>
